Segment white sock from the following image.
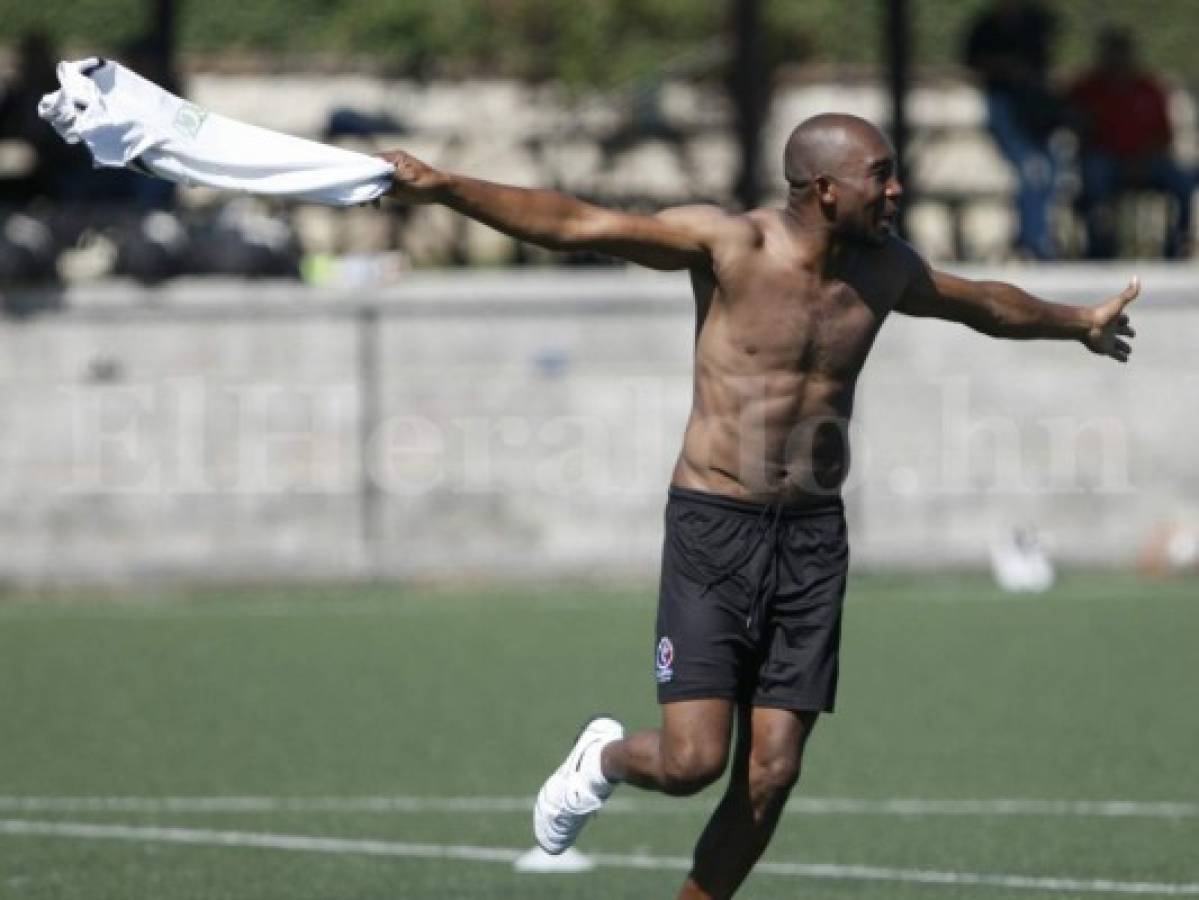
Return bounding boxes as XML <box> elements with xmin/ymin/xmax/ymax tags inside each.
<box><xmin>580</xmin><ymin>737</ymin><xmax>617</xmax><ymax>798</ymax></box>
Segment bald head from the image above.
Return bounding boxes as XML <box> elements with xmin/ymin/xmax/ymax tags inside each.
<box><xmin>783</xmin><ymin>114</ymin><xmax>892</xmax><ymax>186</ymax></box>
<box><xmin>781</xmin><ymin>114</ymin><xmax>902</xmax><ymax>244</ymax></box>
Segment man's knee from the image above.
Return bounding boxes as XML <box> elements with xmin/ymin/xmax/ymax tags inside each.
<box><xmin>661</xmin><ymin>740</ymin><xmax>728</xmax><ymax>796</ymax></box>
<box><xmin>747</xmin><ymin>750</ymin><xmax>802</xmax><ymax>810</ymax></box>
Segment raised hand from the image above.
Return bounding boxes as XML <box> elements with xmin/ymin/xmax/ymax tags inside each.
<box><xmin>376</xmin><ymin>149</ymin><xmax>447</xmax><ymax>203</ymax></box>
<box><xmin>1083</xmin><ymin>276</ymin><xmax>1139</xmax><ymax>362</ymax></box>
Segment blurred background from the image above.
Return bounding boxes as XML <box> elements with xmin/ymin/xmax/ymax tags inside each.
<box><xmin>1</xmin><ymin>4</ymin><xmax>1197</xmax><ymax>898</ymax></box>
<box><xmin>1</xmin><ymin>0</ymin><xmax>1196</xmax><ymax>583</ymax></box>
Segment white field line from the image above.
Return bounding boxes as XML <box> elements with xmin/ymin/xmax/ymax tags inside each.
<box><xmin>0</xmin><ymin>795</ymin><xmax>1196</xmax><ymax>819</ymax></box>
<box><xmin>0</xmin><ymin>602</ymin><xmax>424</xmax><ymax>620</ymax></box>
<box><xmin>2</xmin><ymin>819</ymin><xmax>1198</xmax><ymax>896</ymax></box>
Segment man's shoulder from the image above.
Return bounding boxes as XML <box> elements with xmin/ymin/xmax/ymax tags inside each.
<box><xmin>659</xmin><ymin>203</ymin><xmax>761</xmax><ymax>230</ymax></box>
<box><xmin>871</xmin><ymin>234</ymin><xmax>933</xmax><ymax>304</ymax></box>
<box><xmin>656</xmin><ymin>204</ymin><xmax>765</xmax><ymax>249</ymax></box>
<box><xmin>878</xmin><ymin>232</ymin><xmax>925</xmax><ymax>271</ymax></box>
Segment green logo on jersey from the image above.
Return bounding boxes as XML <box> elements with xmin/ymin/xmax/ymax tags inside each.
<box><xmin>173</xmin><ymin>103</ymin><xmax>209</xmax><ymax>139</ymax></box>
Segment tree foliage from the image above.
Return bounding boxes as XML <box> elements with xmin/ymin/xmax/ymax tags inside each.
<box><xmin>2</xmin><ymin>0</ymin><xmax>1196</xmax><ymax>85</ymax></box>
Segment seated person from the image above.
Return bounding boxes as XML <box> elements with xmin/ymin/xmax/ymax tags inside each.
<box><xmin>1069</xmin><ymin>27</ymin><xmax>1193</xmax><ymax>258</ymax></box>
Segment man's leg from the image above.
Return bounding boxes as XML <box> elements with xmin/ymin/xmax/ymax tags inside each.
<box><xmin>675</xmin><ymin>705</ymin><xmax>818</xmax><ymax>900</ymax></box>
<box><xmin>1141</xmin><ymin>155</ymin><xmax>1194</xmax><ymax>257</ymax></box>
<box><xmin>1079</xmin><ymin>152</ymin><xmax>1121</xmax><ymax>259</ymax></box>
<box><xmin>986</xmin><ymin>92</ymin><xmax>1058</xmax><ymax>259</ymax></box>
<box><xmin>534</xmin><ymin>698</ymin><xmax>734</xmax><ymax>855</ymax></box>
<box><xmin>602</xmin><ymin>698</ymin><xmax>734</xmax><ymax>795</ymax></box>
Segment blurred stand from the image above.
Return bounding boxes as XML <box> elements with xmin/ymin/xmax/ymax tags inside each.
<box><xmin>5</xmin><ymin>9</ymin><xmax>1199</xmax><ymax>289</ymax></box>
<box><xmin>116</xmin><ymin>202</ymin><xmax>302</xmax><ymax>284</ymax></box>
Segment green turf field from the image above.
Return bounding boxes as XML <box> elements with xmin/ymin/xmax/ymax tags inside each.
<box><xmin>1</xmin><ymin>573</ymin><xmax>1196</xmax><ymax>899</ymax></box>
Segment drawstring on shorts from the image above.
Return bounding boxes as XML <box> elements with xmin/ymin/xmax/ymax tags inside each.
<box><xmin>699</xmin><ymin>498</ymin><xmax>786</xmax><ymax>635</ymax></box>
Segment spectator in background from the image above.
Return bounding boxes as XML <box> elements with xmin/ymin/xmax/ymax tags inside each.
<box><xmin>1069</xmin><ymin>27</ymin><xmax>1193</xmax><ymax>259</ymax></box>
<box><xmin>964</xmin><ymin>0</ymin><xmax>1065</xmax><ymax>259</ymax></box>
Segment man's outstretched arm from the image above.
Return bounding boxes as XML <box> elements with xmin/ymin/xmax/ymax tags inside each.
<box><xmin>378</xmin><ymin>149</ymin><xmax>722</xmax><ymax>271</ymax></box>
<box><xmin>896</xmin><ymin>260</ymin><xmax>1139</xmax><ymax>362</ymax></box>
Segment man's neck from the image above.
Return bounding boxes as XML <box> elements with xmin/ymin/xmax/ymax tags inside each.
<box><xmin>781</xmin><ymin>202</ymin><xmax>849</xmax><ymax>277</ymax></box>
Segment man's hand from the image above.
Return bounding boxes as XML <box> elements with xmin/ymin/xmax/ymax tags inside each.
<box><xmin>1083</xmin><ymin>277</ymin><xmax>1139</xmax><ymax>362</ymax></box>
<box><xmin>376</xmin><ymin>149</ymin><xmax>447</xmax><ymax>203</ymax></box>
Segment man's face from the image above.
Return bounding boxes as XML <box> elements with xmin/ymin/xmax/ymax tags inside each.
<box><xmin>828</xmin><ymin>136</ymin><xmax>903</xmax><ymax>245</ymax></box>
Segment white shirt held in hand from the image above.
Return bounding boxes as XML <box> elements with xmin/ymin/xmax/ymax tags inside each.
<box><xmin>38</xmin><ymin>57</ymin><xmax>393</xmax><ymax>206</ymax></box>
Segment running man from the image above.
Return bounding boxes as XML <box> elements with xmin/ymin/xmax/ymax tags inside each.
<box><xmin>380</xmin><ymin>113</ymin><xmax>1137</xmax><ymax>900</ymax></box>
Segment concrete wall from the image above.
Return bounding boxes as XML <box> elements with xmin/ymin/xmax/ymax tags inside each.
<box><xmin>0</xmin><ymin>266</ymin><xmax>1194</xmax><ymax>583</ymax></box>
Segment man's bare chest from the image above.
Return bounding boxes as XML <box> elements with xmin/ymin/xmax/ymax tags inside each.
<box><xmin>720</xmin><ymin>279</ymin><xmax>894</xmax><ymax>378</ymax></box>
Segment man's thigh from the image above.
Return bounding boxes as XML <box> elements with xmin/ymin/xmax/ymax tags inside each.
<box><xmin>660</xmin><ymin>698</ymin><xmax>736</xmax><ymax>762</ymax></box>
<box><xmin>748</xmin><ymin>706</ymin><xmax>819</xmax><ymax>762</ymax></box>
<box><xmin>1142</xmin><ymin>156</ymin><xmax>1193</xmax><ymax>196</ymax></box>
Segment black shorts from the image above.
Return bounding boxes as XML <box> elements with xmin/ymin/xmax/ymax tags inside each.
<box><xmin>654</xmin><ymin>486</ymin><xmax>849</xmax><ymax>713</ymax></box>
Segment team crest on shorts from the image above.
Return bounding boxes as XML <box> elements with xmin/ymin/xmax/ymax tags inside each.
<box><xmin>655</xmin><ymin>636</ymin><xmax>675</xmax><ymax>684</ymax></box>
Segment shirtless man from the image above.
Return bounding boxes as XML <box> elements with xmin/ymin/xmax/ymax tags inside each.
<box><xmin>380</xmin><ymin>113</ymin><xmax>1137</xmax><ymax>899</ymax></box>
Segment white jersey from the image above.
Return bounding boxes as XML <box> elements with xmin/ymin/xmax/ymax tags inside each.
<box><xmin>38</xmin><ymin>58</ymin><xmax>393</xmax><ymax>206</ymax></box>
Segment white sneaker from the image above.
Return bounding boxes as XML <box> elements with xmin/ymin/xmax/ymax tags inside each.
<box><xmin>533</xmin><ymin>715</ymin><xmax>623</xmax><ymax>855</ymax></box>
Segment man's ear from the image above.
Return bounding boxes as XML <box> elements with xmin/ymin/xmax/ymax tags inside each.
<box><xmin>814</xmin><ymin>175</ymin><xmax>836</xmax><ymax>207</ymax></box>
